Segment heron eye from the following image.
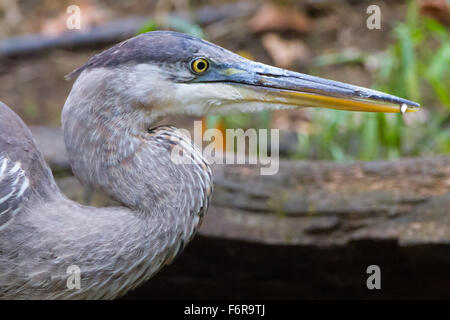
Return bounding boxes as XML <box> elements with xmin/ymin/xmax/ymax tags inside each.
<box><xmin>190</xmin><ymin>58</ymin><xmax>209</xmax><ymax>74</ymax></box>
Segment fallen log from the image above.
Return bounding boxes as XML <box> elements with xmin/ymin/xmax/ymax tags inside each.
<box><xmin>30</xmin><ymin>125</ymin><xmax>450</xmax><ymax>298</ymax></box>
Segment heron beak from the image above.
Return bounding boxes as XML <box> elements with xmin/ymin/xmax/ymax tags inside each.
<box><xmin>216</xmin><ymin>61</ymin><xmax>420</xmax><ymax>113</ymax></box>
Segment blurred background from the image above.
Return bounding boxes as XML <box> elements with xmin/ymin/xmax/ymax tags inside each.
<box><xmin>0</xmin><ymin>0</ymin><xmax>449</xmax><ymax>161</ymax></box>
<box><xmin>1</xmin><ymin>0</ymin><xmax>450</xmax><ymax>299</ymax></box>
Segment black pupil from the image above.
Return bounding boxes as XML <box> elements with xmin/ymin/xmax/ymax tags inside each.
<box><xmin>197</xmin><ymin>61</ymin><xmax>206</xmax><ymax>70</ymax></box>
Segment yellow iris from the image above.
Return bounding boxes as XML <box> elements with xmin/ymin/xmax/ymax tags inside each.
<box><xmin>191</xmin><ymin>58</ymin><xmax>209</xmax><ymax>74</ymax></box>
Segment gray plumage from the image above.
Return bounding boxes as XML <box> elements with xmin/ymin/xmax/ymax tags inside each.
<box><xmin>65</xmin><ymin>31</ymin><xmax>239</xmax><ymax>81</ymax></box>
<box><xmin>0</xmin><ymin>30</ymin><xmax>419</xmax><ymax>300</ymax></box>
<box><xmin>0</xmin><ymin>105</ymin><xmax>211</xmax><ymax>299</ymax></box>
<box><xmin>0</xmin><ymin>32</ymin><xmax>214</xmax><ymax>299</ymax></box>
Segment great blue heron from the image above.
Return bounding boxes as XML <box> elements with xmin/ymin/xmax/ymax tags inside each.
<box><xmin>0</xmin><ymin>31</ymin><xmax>419</xmax><ymax>299</ymax></box>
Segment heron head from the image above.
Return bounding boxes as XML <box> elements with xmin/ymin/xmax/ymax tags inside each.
<box><xmin>67</xmin><ymin>31</ymin><xmax>419</xmax><ymax>119</ymax></box>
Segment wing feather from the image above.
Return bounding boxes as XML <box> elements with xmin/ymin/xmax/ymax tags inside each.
<box><xmin>0</xmin><ymin>155</ymin><xmax>30</xmax><ymax>228</ymax></box>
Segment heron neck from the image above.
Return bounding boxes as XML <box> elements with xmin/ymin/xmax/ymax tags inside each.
<box><xmin>55</xmin><ymin>72</ymin><xmax>213</xmax><ymax>298</ymax></box>
<box><xmin>61</xmin><ymin>69</ymin><xmax>211</xmax><ymax>226</ymax></box>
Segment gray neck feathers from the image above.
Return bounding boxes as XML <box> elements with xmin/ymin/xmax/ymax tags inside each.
<box><xmin>62</xmin><ymin>67</ymin><xmax>212</xmax><ymax>250</ymax></box>
<box><xmin>62</xmin><ymin>70</ymin><xmax>212</xmax><ymax>298</ymax></box>
<box><xmin>1</xmin><ymin>67</ymin><xmax>212</xmax><ymax>300</ymax></box>
<box><xmin>62</xmin><ymin>69</ymin><xmax>211</xmax><ymax>218</ymax></box>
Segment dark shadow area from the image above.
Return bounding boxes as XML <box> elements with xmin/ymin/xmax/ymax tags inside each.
<box><xmin>123</xmin><ymin>236</ymin><xmax>450</xmax><ymax>299</ymax></box>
